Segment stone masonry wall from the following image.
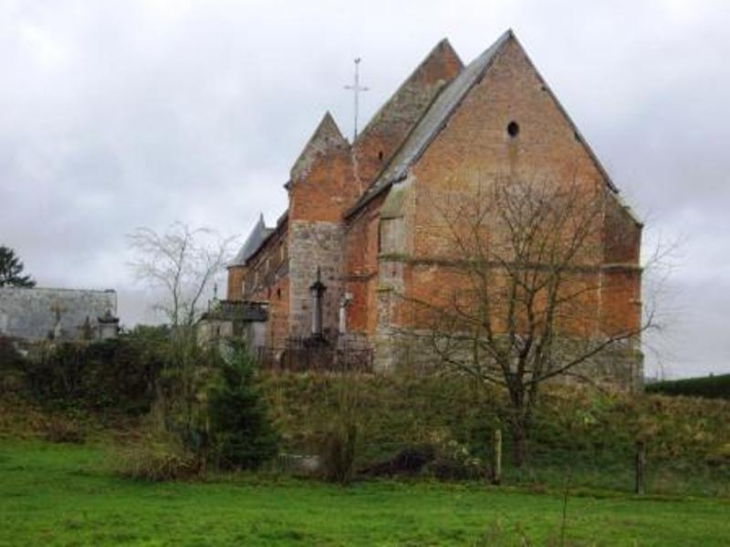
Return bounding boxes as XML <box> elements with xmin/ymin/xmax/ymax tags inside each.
<box><xmin>374</xmin><ymin>327</ymin><xmax>643</xmax><ymax>392</ymax></box>
<box><xmin>0</xmin><ymin>287</ymin><xmax>117</xmax><ymax>341</ymax></box>
<box><xmin>288</xmin><ymin>221</ymin><xmax>344</xmax><ymax>339</ymax></box>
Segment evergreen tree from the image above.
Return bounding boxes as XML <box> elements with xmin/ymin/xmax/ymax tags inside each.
<box><xmin>0</xmin><ymin>246</ymin><xmax>36</xmax><ymax>288</ymax></box>
<box><xmin>208</xmin><ymin>343</ymin><xmax>279</xmax><ymax>470</ymax></box>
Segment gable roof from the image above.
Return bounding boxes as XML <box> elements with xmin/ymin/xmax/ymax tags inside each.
<box><xmin>354</xmin><ymin>38</ymin><xmax>463</xmax><ymax>148</ymax></box>
<box><xmin>289</xmin><ymin>111</ymin><xmax>349</xmax><ymax>184</ymax></box>
<box><xmin>347</xmin><ymin>30</ymin><xmax>636</xmax><ymax>221</ymax></box>
<box><xmin>230</xmin><ymin>214</ymin><xmax>274</xmax><ymax>267</ymax></box>
<box><xmin>347</xmin><ymin>31</ymin><xmax>512</xmax><ymax>215</ymax></box>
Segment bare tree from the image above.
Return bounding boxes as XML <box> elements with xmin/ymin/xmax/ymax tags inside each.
<box><xmin>402</xmin><ymin>175</ymin><xmax>651</xmax><ymax>466</ymax></box>
<box><xmin>127</xmin><ymin>223</ymin><xmax>236</xmax><ymax>444</ymax></box>
<box><xmin>128</xmin><ymin>223</ymin><xmax>235</xmax><ymax>329</ymax></box>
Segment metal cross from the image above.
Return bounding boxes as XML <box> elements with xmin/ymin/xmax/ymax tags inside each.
<box><xmin>344</xmin><ymin>58</ymin><xmax>369</xmax><ymax>142</ymax></box>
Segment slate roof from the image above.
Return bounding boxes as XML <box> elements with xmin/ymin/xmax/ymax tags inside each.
<box><xmin>201</xmin><ymin>300</ymin><xmax>268</xmax><ymax>322</ymax></box>
<box><xmin>348</xmin><ymin>30</ymin><xmax>512</xmax><ymax>214</ymax></box>
<box><xmin>230</xmin><ymin>214</ymin><xmax>274</xmax><ymax>266</ymax></box>
<box><xmin>353</xmin><ymin>38</ymin><xmax>463</xmax><ymax>148</ymax></box>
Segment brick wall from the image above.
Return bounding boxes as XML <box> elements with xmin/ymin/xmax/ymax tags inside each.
<box><xmin>353</xmin><ymin>39</ymin><xmax>463</xmax><ymax>188</ymax></box>
<box><xmin>371</xmin><ymin>36</ymin><xmax>642</xmax><ymax>384</ymax></box>
<box><xmin>343</xmin><ymin>193</ymin><xmax>385</xmax><ymax>334</ymax></box>
<box><xmin>288</xmin><ymin>221</ymin><xmax>343</xmax><ymax>339</ymax></box>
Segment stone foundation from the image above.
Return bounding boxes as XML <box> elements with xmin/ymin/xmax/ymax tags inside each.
<box><xmin>373</xmin><ymin>328</ymin><xmax>643</xmax><ymax>392</ymax></box>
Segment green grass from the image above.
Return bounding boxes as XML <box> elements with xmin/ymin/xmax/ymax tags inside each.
<box><xmin>1</xmin><ymin>440</ymin><xmax>729</xmax><ymax>546</ymax></box>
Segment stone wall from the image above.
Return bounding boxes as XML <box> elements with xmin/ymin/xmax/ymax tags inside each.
<box><xmin>0</xmin><ymin>287</ymin><xmax>117</xmax><ymax>341</ymax></box>
<box><xmin>288</xmin><ymin>221</ymin><xmax>344</xmax><ymax>339</ymax></box>
<box><xmin>373</xmin><ymin>327</ymin><xmax>643</xmax><ymax>392</ymax></box>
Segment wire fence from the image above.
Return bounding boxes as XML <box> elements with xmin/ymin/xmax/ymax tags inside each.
<box><xmin>273</xmin><ymin>436</ymin><xmax>728</xmax><ymax>497</ymax></box>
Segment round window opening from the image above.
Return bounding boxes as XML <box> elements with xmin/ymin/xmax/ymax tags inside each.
<box><xmin>507</xmin><ymin>121</ymin><xmax>520</xmax><ymax>138</ymax></box>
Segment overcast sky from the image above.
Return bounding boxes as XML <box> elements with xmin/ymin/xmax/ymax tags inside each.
<box><xmin>1</xmin><ymin>0</ymin><xmax>728</xmax><ymax>378</ymax></box>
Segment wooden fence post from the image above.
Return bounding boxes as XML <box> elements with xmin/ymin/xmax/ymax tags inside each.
<box><xmin>493</xmin><ymin>428</ymin><xmax>502</xmax><ymax>485</ymax></box>
<box><xmin>635</xmin><ymin>441</ymin><xmax>646</xmax><ymax>495</ymax></box>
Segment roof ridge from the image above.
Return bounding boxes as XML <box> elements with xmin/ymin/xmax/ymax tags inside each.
<box><xmin>354</xmin><ymin>38</ymin><xmax>464</xmax><ymax>146</ymax></box>
<box><xmin>349</xmin><ymin>71</ymin><xmax>454</xmax><ymax>212</ymax></box>
<box><xmin>346</xmin><ymin>30</ymin><xmax>513</xmax><ymax>217</ymax></box>
<box><xmin>0</xmin><ymin>286</ymin><xmax>116</xmax><ymax>293</ymax></box>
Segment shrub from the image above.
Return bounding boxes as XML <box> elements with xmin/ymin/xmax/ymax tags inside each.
<box><xmin>0</xmin><ymin>336</ymin><xmax>24</xmax><ymax>366</ymax></box>
<box><xmin>261</xmin><ymin>371</ymin><xmax>730</xmax><ymax>491</ymax></box>
<box><xmin>646</xmin><ymin>374</ymin><xmax>730</xmax><ymax>400</ymax></box>
<box><xmin>360</xmin><ymin>444</ymin><xmax>435</xmax><ymax>477</ymax></box>
<box><xmin>320</xmin><ymin>423</ymin><xmax>358</xmax><ymax>485</ymax></box>
<box><xmin>208</xmin><ymin>343</ymin><xmax>279</xmax><ymax>470</ymax></box>
<box><xmin>114</xmin><ymin>432</ymin><xmax>199</xmax><ymax>482</ymax></box>
<box><xmin>43</xmin><ymin>415</ymin><xmax>86</xmax><ymax>444</ymax></box>
<box><xmin>9</xmin><ymin>327</ymin><xmax>167</xmax><ymax>415</ymax></box>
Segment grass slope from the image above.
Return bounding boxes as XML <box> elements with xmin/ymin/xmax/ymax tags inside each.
<box><xmin>264</xmin><ymin>373</ymin><xmax>730</xmax><ymax>496</ymax></box>
<box><xmin>1</xmin><ymin>440</ymin><xmax>729</xmax><ymax>546</ymax></box>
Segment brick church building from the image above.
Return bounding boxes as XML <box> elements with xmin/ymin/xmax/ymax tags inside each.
<box><xmin>225</xmin><ymin>30</ymin><xmax>643</xmax><ymax>387</ymax></box>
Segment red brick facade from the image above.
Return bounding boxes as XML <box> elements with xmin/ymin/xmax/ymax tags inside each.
<box><xmin>226</xmin><ymin>31</ymin><xmax>643</xmax><ymax>386</ymax></box>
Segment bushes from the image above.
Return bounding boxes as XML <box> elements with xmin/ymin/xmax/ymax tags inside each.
<box><xmin>264</xmin><ymin>372</ymin><xmax>502</xmax><ymax>468</ymax></box>
<box><xmin>208</xmin><ymin>344</ymin><xmax>279</xmax><ymax>471</ymax></box>
<box><xmin>319</xmin><ymin>423</ymin><xmax>358</xmax><ymax>484</ymax></box>
<box><xmin>5</xmin><ymin>331</ymin><xmax>729</xmax><ymax>491</ymax></box>
<box><xmin>0</xmin><ymin>328</ymin><xmax>165</xmax><ymax>415</ymax></box>
<box><xmin>43</xmin><ymin>415</ymin><xmax>86</xmax><ymax>444</ymax></box>
<box><xmin>646</xmin><ymin>374</ymin><xmax>730</xmax><ymax>400</ymax></box>
<box><xmin>111</xmin><ymin>342</ymin><xmax>279</xmax><ymax>481</ymax></box>
<box><xmin>114</xmin><ymin>429</ymin><xmax>200</xmax><ymax>481</ymax></box>
<box><xmin>2</xmin><ymin>330</ymin><xmax>281</xmax><ymax>479</ymax></box>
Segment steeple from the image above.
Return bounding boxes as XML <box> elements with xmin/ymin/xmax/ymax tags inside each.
<box><xmin>290</xmin><ymin>112</ymin><xmax>350</xmax><ymax>183</ymax></box>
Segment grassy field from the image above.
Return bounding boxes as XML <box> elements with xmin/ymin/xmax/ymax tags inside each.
<box><xmin>1</xmin><ymin>440</ymin><xmax>729</xmax><ymax>546</ymax></box>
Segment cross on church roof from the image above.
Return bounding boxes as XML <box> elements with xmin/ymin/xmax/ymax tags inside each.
<box><xmin>344</xmin><ymin>58</ymin><xmax>369</xmax><ymax>142</ymax></box>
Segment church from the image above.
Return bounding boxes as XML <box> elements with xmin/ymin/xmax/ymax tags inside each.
<box><xmin>225</xmin><ymin>30</ymin><xmax>643</xmax><ymax>388</ymax></box>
